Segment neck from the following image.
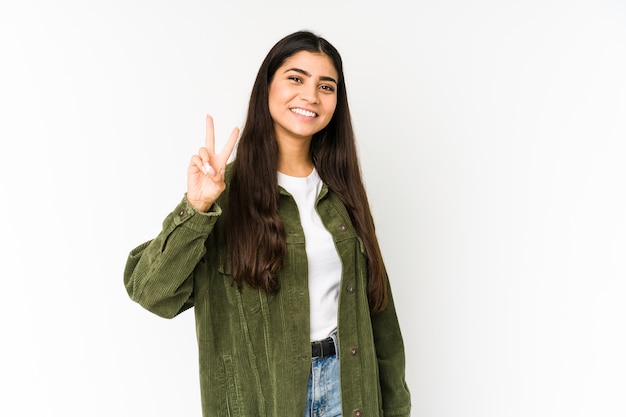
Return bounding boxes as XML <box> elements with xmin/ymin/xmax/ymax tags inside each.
<box><xmin>278</xmin><ymin>156</ymin><xmax>314</xmax><ymax>177</ymax></box>
<box><xmin>276</xmin><ymin>136</ymin><xmax>314</xmax><ymax>177</ymax></box>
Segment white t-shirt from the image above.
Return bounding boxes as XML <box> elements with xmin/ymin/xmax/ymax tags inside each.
<box><xmin>277</xmin><ymin>168</ymin><xmax>342</xmax><ymax>341</ymax></box>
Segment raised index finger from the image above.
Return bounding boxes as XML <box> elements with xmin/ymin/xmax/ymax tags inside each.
<box><xmin>205</xmin><ymin>114</ymin><xmax>215</xmax><ymax>152</ymax></box>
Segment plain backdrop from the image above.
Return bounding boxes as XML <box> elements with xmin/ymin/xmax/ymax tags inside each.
<box><xmin>1</xmin><ymin>0</ymin><xmax>625</xmax><ymax>416</ymax></box>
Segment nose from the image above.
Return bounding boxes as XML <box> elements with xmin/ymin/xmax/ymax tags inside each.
<box><xmin>300</xmin><ymin>85</ymin><xmax>319</xmax><ymax>104</ymax></box>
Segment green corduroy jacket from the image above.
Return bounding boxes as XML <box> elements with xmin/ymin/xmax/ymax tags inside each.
<box><xmin>124</xmin><ymin>169</ymin><xmax>411</xmax><ymax>417</ymax></box>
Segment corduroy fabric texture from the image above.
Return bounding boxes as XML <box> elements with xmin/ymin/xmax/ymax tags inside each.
<box><xmin>124</xmin><ymin>165</ymin><xmax>411</xmax><ymax>417</ymax></box>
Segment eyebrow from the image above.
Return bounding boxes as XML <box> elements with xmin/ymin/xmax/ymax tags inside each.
<box><xmin>284</xmin><ymin>67</ymin><xmax>338</xmax><ymax>85</ymax></box>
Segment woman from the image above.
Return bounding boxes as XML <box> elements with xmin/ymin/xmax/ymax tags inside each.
<box><xmin>124</xmin><ymin>30</ymin><xmax>411</xmax><ymax>417</ymax></box>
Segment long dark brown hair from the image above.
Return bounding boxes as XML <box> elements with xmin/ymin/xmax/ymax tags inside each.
<box><xmin>225</xmin><ymin>30</ymin><xmax>389</xmax><ymax>313</ymax></box>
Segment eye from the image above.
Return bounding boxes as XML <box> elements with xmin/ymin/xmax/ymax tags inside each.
<box><xmin>320</xmin><ymin>84</ymin><xmax>336</xmax><ymax>93</ymax></box>
<box><xmin>288</xmin><ymin>76</ymin><xmax>303</xmax><ymax>83</ymax></box>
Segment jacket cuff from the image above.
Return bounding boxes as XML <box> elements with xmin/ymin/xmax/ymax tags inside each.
<box><xmin>170</xmin><ymin>194</ymin><xmax>222</xmax><ymax>233</ymax></box>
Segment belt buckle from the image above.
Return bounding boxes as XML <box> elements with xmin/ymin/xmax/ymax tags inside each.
<box><xmin>311</xmin><ymin>336</ymin><xmax>334</xmax><ymax>358</ymax></box>
<box><xmin>312</xmin><ymin>339</ymin><xmax>323</xmax><ymax>358</ymax></box>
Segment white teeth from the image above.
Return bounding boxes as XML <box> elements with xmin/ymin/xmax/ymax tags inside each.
<box><xmin>291</xmin><ymin>108</ymin><xmax>317</xmax><ymax>117</ymax></box>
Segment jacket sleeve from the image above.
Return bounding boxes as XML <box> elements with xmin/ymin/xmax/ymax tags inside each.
<box><xmin>371</xmin><ymin>278</ymin><xmax>412</xmax><ymax>417</ymax></box>
<box><xmin>123</xmin><ymin>196</ymin><xmax>221</xmax><ymax>319</ymax></box>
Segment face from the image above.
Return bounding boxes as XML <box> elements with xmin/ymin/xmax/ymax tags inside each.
<box><xmin>268</xmin><ymin>51</ymin><xmax>338</xmax><ymax>144</ymax></box>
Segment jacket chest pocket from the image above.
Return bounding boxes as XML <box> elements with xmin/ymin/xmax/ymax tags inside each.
<box><xmin>218</xmin><ymin>258</ymin><xmax>266</xmax><ymax>315</ymax></box>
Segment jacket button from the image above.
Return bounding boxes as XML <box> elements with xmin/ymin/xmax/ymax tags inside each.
<box><xmin>338</xmin><ymin>224</ymin><xmax>347</xmax><ymax>232</ymax></box>
<box><xmin>346</xmin><ymin>285</ymin><xmax>354</xmax><ymax>294</ymax></box>
<box><xmin>353</xmin><ymin>410</ymin><xmax>363</xmax><ymax>417</ymax></box>
<box><xmin>350</xmin><ymin>347</ymin><xmax>358</xmax><ymax>355</ymax></box>
<box><xmin>178</xmin><ymin>209</ymin><xmax>185</xmax><ymax>217</ymax></box>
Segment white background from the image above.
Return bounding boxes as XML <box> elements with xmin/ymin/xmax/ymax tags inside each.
<box><xmin>1</xmin><ymin>0</ymin><xmax>625</xmax><ymax>416</ymax></box>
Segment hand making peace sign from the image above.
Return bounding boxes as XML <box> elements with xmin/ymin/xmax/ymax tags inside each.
<box><xmin>187</xmin><ymin>115</ymin><xmax>240</xmax><ymax>212</ymax></box>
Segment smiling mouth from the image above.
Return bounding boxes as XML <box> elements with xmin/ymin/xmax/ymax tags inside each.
<box><xmin>290</xmin><ymin>107</ymin><xmax>317</xmax><ymax>117</ymax></box>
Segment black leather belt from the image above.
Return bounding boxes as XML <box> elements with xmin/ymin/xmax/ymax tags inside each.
<box><xmin>311</xmin><ymin>336</ymin><xmax>336</xmax><ymax>358</ymax></box>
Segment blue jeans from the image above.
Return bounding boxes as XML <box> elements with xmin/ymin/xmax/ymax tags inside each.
<box><xmin>304</xmin><ymin>333</ymin><xmax>342</xmax><ymax>416</ymax></box>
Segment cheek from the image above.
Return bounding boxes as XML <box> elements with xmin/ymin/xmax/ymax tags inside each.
<box><xmin>326</xmin><ymin>100</ymin><xmax>338</xmax><ymax>118</ymax></box>
<box><xmin>269</xmin><ymin>85</ymin><xmax>293</xmax><ymax>110</ymax></box>
<box><xmin>267</xmin><ymin>90</ymin><xmax>282</xmax><ymax>118</ymax></box>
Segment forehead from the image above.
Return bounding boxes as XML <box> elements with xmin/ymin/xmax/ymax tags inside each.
<box><xmin>279</xmin><ymin>51</ymin><xmax>338</xmax><ymax>79</ymax></box>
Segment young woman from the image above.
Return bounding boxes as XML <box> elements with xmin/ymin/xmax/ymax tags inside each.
<box><xmin>124</xmin><ymin>30</ymin><xmax>411</xmax><ymax>417</ymax></box>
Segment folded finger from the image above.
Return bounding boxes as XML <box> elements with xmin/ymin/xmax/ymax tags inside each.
<box><xmin>198</xmin><ymin>147</ymin><xmax>210</xmax><ymax>162</ymax></box>
<box><xmin>190</xmin><ymin>155</ymin><xmax>206</xmax><ymax>174</ymax></box>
